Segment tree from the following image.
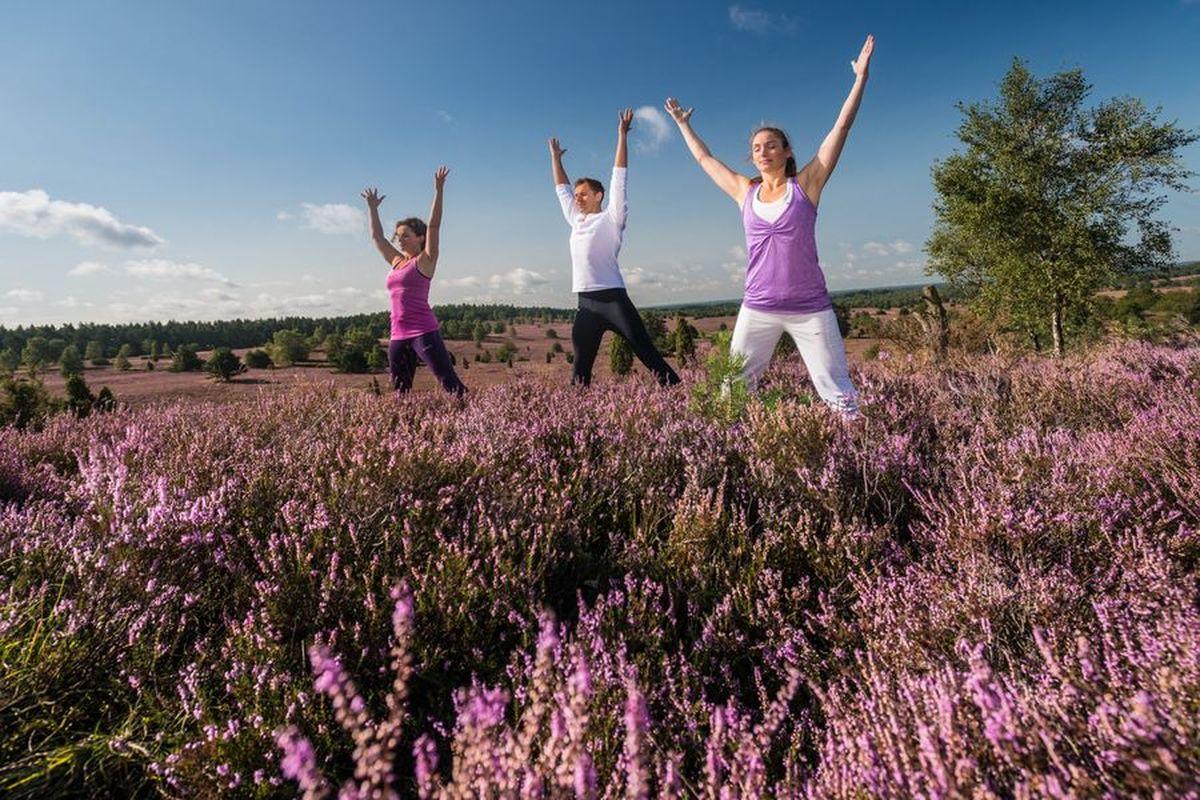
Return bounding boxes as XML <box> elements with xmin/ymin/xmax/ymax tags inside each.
<box><xmin>609</xmin><ymin>334</ymin><xmax>633</xmax><ymax>376</ymax></box>
<box><xmin>673</xmin><ymin>314</ymin><xmax>697</xmax><ymax>365</ymax></box>
<box><xmin>642</xmin><ymin>312</ymin><xmax>670</xmax><ymax>352</ymax></box>
<box><xmin>0</xmin><ymin>347</ymin><xmax>18</xmax><ymax>375</ymax></box>
<box><xmin>59</xmin><ymin>345</ymin><xmax>85</xmax><ymax>377</ymax></box>
<box><xmin>65</xmin><ymin>374</ymin><xmax>95</xmax><ymax>417</ymax></box>
<box><xmin>21</xmin><ymin>337</ymin><xmax>51</xmax><ymax>370</ymax></box>
<box><xmin>170</xmin><ymin>345</ymin><xmax>203</xmax><ymax>372</ymax></box>
<box><xmin>204</xmin><ymin>347</ymin><xmax>245</xmax><ymax>382</ymax></box>
<box><xmin>267</xmin><ymin>329</ymin><xmax>309</xmax><ymax>367</ymax></box>
<box><xmin>472</xmin><ymin>322</ymin><xmax>487</xmax><ymax>347</ymax></box>
<box><xmin>546</xmin><ymin>328</ymin><xmax>558</xmax><ymax>339</ymax></box>
<box><xmin>115</xmin><ymin>344</ymin><xmax>133</xmax><ymax>371</ymax></box>
<box><xmin>85</xmin><ymin>340</ymin><xmax>107</xmax><ymax>366</ymax></box>
<box><xmin>244</xmin><ymin>349</ymin><xmax>273</xmax><ymax>369</ymax></box>
<box><xmin>928</xmin><ymin>59</ymin><xmax>1197</xmax><ymax>356</ymax></box>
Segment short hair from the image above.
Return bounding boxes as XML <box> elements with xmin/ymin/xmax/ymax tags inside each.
<box><xmin>394</xmin><ymin>217</ymin><xmax>427</xmax><ymax>238</ymax></box>
<box><xmin>573</xmin><ymin>177</ymin><xmax>605</xmax><ymax>196</ymax></box>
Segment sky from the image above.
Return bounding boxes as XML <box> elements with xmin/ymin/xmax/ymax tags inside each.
<box><xmin>1</xmin><ymin>0</ymin><xmax>1198</xmax><ymax>327</ymax></box>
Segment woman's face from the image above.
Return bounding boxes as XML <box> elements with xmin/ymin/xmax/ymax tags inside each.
<box><xmin>573</xmin><ymin>183</ymin><xmax>604</xmax><ymax>215</ymax></box>
<box><xmin>751</xmin><ymin>131</ymin><xmax>791</xmax><ymax>174</ymax></box>
<box><xmin>393</xmin><ymin>225</ymin><xmax>424</xmax><ymax>256</ymax></box>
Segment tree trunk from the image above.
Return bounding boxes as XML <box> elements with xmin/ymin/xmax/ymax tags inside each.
<box><xmin>921</xmin><ymin>285</ymin><xmax>950</xmax><ymax>361</ymax></box>
<box><xmin>1051</xmin><ymin>295</ymin><xmax>1065</xmax><ymax>358</ymax></box>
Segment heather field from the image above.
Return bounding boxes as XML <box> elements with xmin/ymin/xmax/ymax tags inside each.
<box><xmin>2</xmin><ymin>342</ymin><xmax>1199</xmax><ymax>798</ymax></box>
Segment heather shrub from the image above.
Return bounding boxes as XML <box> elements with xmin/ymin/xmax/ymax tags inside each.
<box><xmin>0</xmin><ymin>342</ymin><xmax>1197</xmax><ymax>797</ymax></box>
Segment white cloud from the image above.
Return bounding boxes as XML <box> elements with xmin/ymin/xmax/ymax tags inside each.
<box><xmin>276</xmin><ymin>211</ymin><xmax>294</xmax><ymax>221</ymax></box>
<box><xmin>863</xmin><ymin>241</ymin><xmax>891</xmax><ymax>256</ymax></box>
<box><xmin>632</xmin><ymin>106</ymin><xmax>672</xmax><ymax>154</ymax></box>
<box><xmin>125</xmin><ymin>259</ymin><xmax>235</xmax><ymax>285</ymax></box>
<box><xmin>58</xmin><ymin>296</ymin><xmax>93</xmax><ymax>309</ymax></box>
<box><xmin>68</xmin><ymin>260</ymin><xmax>116</xmax><ymax>277</ymax></box>
<box><xmin>0</xmin><ymin>306</ymin><xmax>18</xmax><ymax>317</ymax></box>
<box><xmin>488</xmin><ymin>268</ymin><xmax>550</xmax><ymax>292</ymax></box>
<box><xmin>728</xmin><ymin>5</ymin><xmax>796</xmax><ymax>34</ymax></box>
<box><xmin>0</xmin><ymin>189</ymin><xmax>164</xmax><ymax>249</ymax></box>
<box><xmin>5</xmin><ymin>288</ymin><xmax>43</xmax><ymax>303</ymax></box>
<box><xmin>443</xmin><ymin>276</ymin><xmax>483</xmax><ymax>289</ymax></box>
<box><xmin>890</xmin><ymin>239</ymin><xmax>915</xmax><ymax>254</ymax></box>
<box><xmin>437</xmin><ymin>109</ymin><xmax>454</xmax><ymax>124</ymax></box>
<box><xmin>299</xmin><ymin>203</ymin><xmax>366</xmax><ymax>236</ymax></box>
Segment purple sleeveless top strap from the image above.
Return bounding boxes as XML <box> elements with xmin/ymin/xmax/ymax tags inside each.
<box><xmin>740</xmin><ymin>178</ymin><xmax>832</xmax><ymax>314</ymax></box>
<box><xmin>387</xmin><ymin>256</ymin><xmax>441</xmax><ymax>340</ymax></box>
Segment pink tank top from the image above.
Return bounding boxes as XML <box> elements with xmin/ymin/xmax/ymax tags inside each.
<box><xmin>387</xmin><ymin>257</ymin><xmax>440</xmax><ymax>340</ymax></box>
<box><xmin>740</xmin><ymin>178</ymin><xmax>832</xmax><ymax>314</ymax></box>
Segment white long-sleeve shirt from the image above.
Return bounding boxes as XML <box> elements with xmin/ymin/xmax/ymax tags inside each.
<box><xmin>556</xmin><ymin>166</ymin><xmax>627</xmax><ymax>293</ymax></box>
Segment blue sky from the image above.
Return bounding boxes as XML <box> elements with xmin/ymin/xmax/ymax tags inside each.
<box><xmin>1</xmin><ymin>0</ymin><xmax>1197</xmax><ymax>326</ymax></box>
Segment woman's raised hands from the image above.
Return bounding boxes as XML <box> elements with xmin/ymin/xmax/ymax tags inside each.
<box><xmin>851</xmin><ymin>34</ymin><xmax>875</xmax><ymax>79</ymax></box>
<box><xmin>664</xmin><ymin>97</ymin><xmax>693</xmax><ymax>125</ymax></box>
<box><xmin>618</xmin><ymin>107</ymin><xmax>633</xmax><ymax>134</ymax></box>
<box><xmin>434</xmin><ymin>166</ymin><xmax>450</xmax><ymax>189</ymax></box>
<box><xmin>548</xmin><ymin>138</ymin><xmax>567</xmax><ymax>159</ymax></box>
<box><xmin>361</xmin><ymin>187</ymin><xmax>385</xmax><ymax>208</ymax></box>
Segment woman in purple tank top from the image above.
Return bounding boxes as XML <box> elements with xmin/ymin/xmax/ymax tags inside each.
<box><xmin>362</xmin><ymin>167</ymin><xmax>466</xmax><ymax>396</ymax></box>
<box><xmin>665</xmin><ymin>35</ymin><xmax>875</xmax><ymax>416</ymax></box>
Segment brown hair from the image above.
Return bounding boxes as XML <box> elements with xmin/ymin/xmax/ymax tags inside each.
<box><xmin>393</xmin><ymin>217</ymin><xmax>427</xmax><ymax>242</ymax></box>
<box><xmin>749</xmin><ymin>126</ymin><xmax>797</xmax><ymax>183</ymax></box>
<box><xmin>573</xmin><ymin>177</ymin><xmax>605</xmax><ymax>196</ymax></box>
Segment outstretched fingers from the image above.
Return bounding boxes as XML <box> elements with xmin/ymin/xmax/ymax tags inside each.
<box><xmin>618</xmin><ymin>107</ymin><xmax>634</xmax><ymax>132</ymax></box>
<box><xmin>362</xmin><ymin>187</ymin><xmax>385</xmax><ymax>205</ymax></box>
<box><xmin>434</xmin><ymin>166</ymin><xmax>450</xmax><ymax>186</ymax></box>
<box><xmin>664</xmin><ymin>97</ymin><xmax>693</xmax><ymax>124</ymax></box>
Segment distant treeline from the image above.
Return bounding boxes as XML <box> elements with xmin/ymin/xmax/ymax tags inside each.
<box><xmin>3</xmin><ymin>264</ymin><xmax>1196</xmax><ymax>358</ymax></box>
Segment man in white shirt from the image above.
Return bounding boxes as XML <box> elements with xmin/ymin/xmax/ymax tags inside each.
<box><xmin>548</xmin><ymin>109</ymin><xmax>680</xmax><ymax>386</ymax></box>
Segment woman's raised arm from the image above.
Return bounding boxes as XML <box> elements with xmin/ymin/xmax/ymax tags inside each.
<box><xmin>665</xmin><ymin>97</ymin><xmax>751</xmax><ymax>204</ymax></box>
<box><xmin>362</xmin><ymin>187</ymin><xmax>403</xmax><ymax>266</ymax></box>
<box><xmin>799</xmin><ymin>34</ymin><xmax>874</xmax><ymax>205</ymax></box>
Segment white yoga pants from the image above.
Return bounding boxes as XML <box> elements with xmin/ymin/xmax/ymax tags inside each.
<box><xmin>730</xmin><ymin>304</ymin><xmax>859</xmax><ymax>414</ymax></box>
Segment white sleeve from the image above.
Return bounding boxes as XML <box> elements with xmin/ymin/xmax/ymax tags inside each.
<box><xmin>555</xmin><ymin>184</ymin><xmax>576</xmax><ymax>226</ymax></box>
<box><xmin>608</xmin><ymin>166</ymin><xmax>627</xmax><ymax>228</ymax></box>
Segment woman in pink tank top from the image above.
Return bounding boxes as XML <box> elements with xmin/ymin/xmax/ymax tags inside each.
<box><xmin>664</xmin><ymin>35</ymin><xmax>876</xmax><ymax>416</ymax></box>
<box><xmin>362</xmin><ymin>167</ymin><xmax>466</xmax><ymax>395</ymax></box>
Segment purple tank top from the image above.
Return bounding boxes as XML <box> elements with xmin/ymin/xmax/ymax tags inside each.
<box><xmin>740</xmin><ymin>178</ymin><xmax>832</xmax><ymax>314</ymax></box>
<box><xmin>387</xmin><ymin>257</ymin><xmax>440</xmax><ymax>340</ymax></box>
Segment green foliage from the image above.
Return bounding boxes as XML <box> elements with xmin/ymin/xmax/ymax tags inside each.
<box><xmin>266</xmin><ymin>329</ymin><xmax>309</xmax><ymax>367</ymax></box>
<box><xmin>472</xmin><ymin>323</ymin><xmax>488</xmax><ymax>345</ymax></box>
<box><xmin>21</xmin><ymin>337</ymin><xmax>51</xmax><ymax>370</ymax></box>
<box><xmin>864</xmin><ymin>342</ymin><xmax>881</xmax><ymax>361</ymax></box>
<box><xmin>204</xmin><ymin>347</ymin><xmax>245</xmax><ymax>382</ymax></box>
<box><xmin>243</xmin><ymin>349</ymin><xmax>272</xmax><ymax>369</ymax></box>
<box><xmin>0</xmin><ymin>376</ymin><xmax>60</xmax><ymax>429</ymax></box>
<box><xmin>0</xmin><ymin>347</ymin><xmax>17</xmax><ymax>375</ymax></box>
<box><xmin>46</xmin><ymin>339</ymin><xmax>68</xmax><ymax>363</ymax></box>
<box><xmin>609</xmin><ymin>334</ymin><xmax>633</xmax><ymax>377</ymax></box>
<box><xmin>689</xmin><ymin>330</ymin><xmax>749</xmax><ymax>424</ymax></box>
<box><xmin>58</xmin><ymin>345</ymin><xmax>84</xmax><ymax>378</ymax></box>
<box><xmin>546</xmin><ymin>328</ymin><xmax>558</xmax><ymax>339</ymax></box>
<box><xmin>328</xmin><ymin>329</ymin><xmax>382</xmax><ymax>374</ymax></box>
<box><xmin>641</xmin><ymin>312</ymin><xmax>670</xmax><ymax>352</ymax></box>
<box><xmin>84</xmin><ymin>341</ymin><xmax>105</xmax><ymax>363</ymax></box>
<box><xmin>115</xmin><ymin>345</ymin><xmax>133</xmax><ymax>372</ymax></box>
<box><xmin>927</xmin><ymin>59</ymin><xmax>1198</xmax><ymax>355</ymax></box>
<box><xmin>169</xmin><ymin>346</ymin><xmax>203</xmax><ymax>373</ymax></box>
<box><xmin>495</xmin><ymin>340</ymin><xmax>519</xmax><ymax>364</ymax></box>
<box><xmin>64</xmin><ymin>374</ymin><xmax>95</xmax><ymax>417</ymax></box>
<box><xmin>850</xmin><ymin>312</ymin><xmax>882</xmax><ymax>339</ymax></box>
<box><xmin>366</xmin><ymin>344</ymin><xmax>387</xmax><ymax>372</ymax></box>
<box><xmin>673</xmin><ymin>314</ymin><xmax>697</xmax><ymax>365</ymax></box>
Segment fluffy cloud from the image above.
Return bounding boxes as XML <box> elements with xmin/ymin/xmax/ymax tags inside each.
<box><xmin>863</xmin><ymin>241</ymin><xmax>891</xmax><ymax>256</ymax></box>
<box><xmin>0</xmin><ymin>189</ymin><xmax>164</xmax><ymax>248</ymax></box>
<box><xmin>299</xmin><ymin>203</ymin><xmax>366</xmax><ymax>236</ymax></box>
<box><xmin>124</xmin><ymin>259</ymin><xmax>235</xmax><ymax>285</ymax></box>
<box><xmin>728</xmin><ymin>5</ymin><xmax>796</xmax><ymax>34</ymax></box>
<box><xmin>861</xmin><ymin>239</ymin><xmax>917</xmax><ymax>257</ymax></box>
<box><xmin>488</xmin><ymin>268</ymin><xmax>550</xmax><ymax>291</ymax></box>
<box><xmin>632</xmin><ymin>106</ymin><xmax>672</xmax><ymax>154</ymax></box>
<box><xmin>4</xmin><ymin>288</ymin><xmax>43</xmax><ymax>303</ymax></box>
<box><xmin>67</xmin><ymin>261</ymin><xmax>116</xmax><ymax>277</ymax></box>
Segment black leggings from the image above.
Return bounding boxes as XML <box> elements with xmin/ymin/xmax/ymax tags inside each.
<box><xmin>571</xmin><ymin>288</ymin><xmax>680</xmax><ymax>386</ymax></box>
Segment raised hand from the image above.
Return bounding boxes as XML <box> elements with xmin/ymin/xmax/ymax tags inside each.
<box><xmin>851</xmin><ymin>34</ymin><xmax>875</xmax><ymax>79</ymax></box>
<box><xmin>618</xmin><ymin>107</ymin><xmax>633</xmax><ymax>134</ymax></box>
<box><xmin>548</xmin><ymin>137</ymin><xmax>567</xmax><ymax>159</ymax></box>
<box><xmin>664</xmin><ymin>97</ymin><xmax>693</xmax><ymax>125</ymax></box>
<box><xmin>361</xmin><ymin>187</ymin><xmax>385</xmax><ymax>208</ymax></box>
<box><xmin>434</xmin><ymin>166</ymin><xmax>450</xmax><ymax>189</ymax></box>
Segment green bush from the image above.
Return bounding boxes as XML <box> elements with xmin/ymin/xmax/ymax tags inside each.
<box><xmin>204</xmin><ymin>347</ymin><xmax>245</xmax><ymax>382</ymax></box>
<box><xmin>243</xmin><ymin>349</ymin><xmax>273</xmax><ymax>369</ymax></box>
